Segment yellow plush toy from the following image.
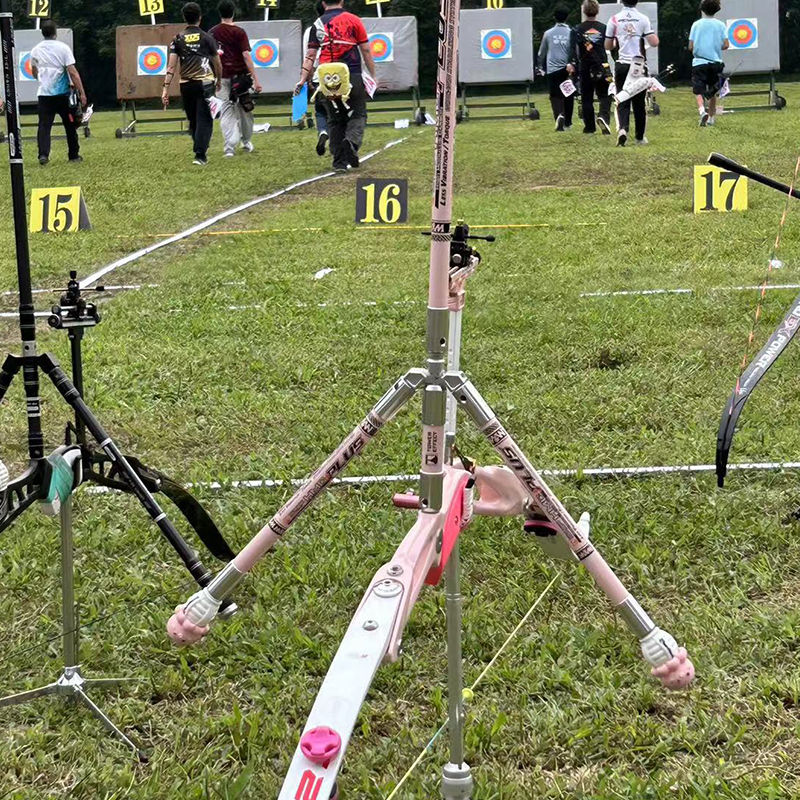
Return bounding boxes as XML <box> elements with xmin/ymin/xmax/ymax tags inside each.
<box><xmin>311</xmin><ymin>62</ymin><xmax>352</xmax><ymax>103</ymax></box>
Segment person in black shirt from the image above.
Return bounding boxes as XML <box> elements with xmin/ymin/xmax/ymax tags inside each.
<box><xmin>162</xmin><ymin>2</ymin><xmax>222</xmax><ymax>165</ymax></box>
<box><xmin>576</xmin><ymin>0</ymin><xmax>611</xmax><ymax>135</ymax></box>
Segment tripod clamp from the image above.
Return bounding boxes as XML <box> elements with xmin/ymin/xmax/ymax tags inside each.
<box><xmin>47</xmin><ymin>270</ymin><xmax>101</xmax><ymax>332</ymax></box>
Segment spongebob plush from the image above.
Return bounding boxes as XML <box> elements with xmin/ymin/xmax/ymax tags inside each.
<box><xmin>311</xmin><ymin>63</ymin><xmax>352</xmax><ymax>103</ymax></box>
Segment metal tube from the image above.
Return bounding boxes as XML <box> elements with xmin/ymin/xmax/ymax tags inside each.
<box><xmin>61</xmin><ymin>496</ymin><xmax>77</xmax><ymax>667</ymax></box>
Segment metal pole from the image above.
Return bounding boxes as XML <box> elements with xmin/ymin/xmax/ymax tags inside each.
<box><xmin>61</xmin><ymin>495</ymin><xmax>77</xmax><ymax>667</ymax></box>
<box><xmin>376</xmin><ymin>3</ymin><xmax>382</xmax><ymax>18</ymax></box>
<box><xmin>264</xmin><ymin>8</ymin><xmax>269</xmax><ymax>21</ymax></box>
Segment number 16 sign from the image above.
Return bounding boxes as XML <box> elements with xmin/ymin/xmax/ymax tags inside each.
<box><xmin>693</xmin><ymin>165</ymin><xmax>748</xmax><ymax>213</ymax></box>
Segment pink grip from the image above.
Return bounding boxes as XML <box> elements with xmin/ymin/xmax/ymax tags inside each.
<box><xmin>166</xmin><ymin>605</ymin><xmax>209</xmax><ymax>646</ymax></box>
<box><xmin>651</xmin><ymin>648</ymin><xmax>695</xmax><ymax>690</ymax></box>
<box><xmin>300</xmin><ymin>726</ymin><xmax>341</xmax><ymax>765</ymax></box>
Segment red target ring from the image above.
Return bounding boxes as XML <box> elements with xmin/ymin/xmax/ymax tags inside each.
<box><xmin>727</xmin><ymin>18</ymin><xmax>758</xmax><ymax>49</ymax></box>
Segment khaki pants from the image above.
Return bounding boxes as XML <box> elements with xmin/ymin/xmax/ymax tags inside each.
<box><xmin>216</xmin><ymin>77</ymin><xmax>254</xmax><ymax>154</ymax></box>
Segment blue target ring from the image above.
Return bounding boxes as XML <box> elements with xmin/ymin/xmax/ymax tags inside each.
<box><xmin>481</xmin><ymin>29</ymin><xmax>511</xmax><ymax>60</ymax></box>
<box><xmin>369</xmin><ymin>33</ymin><xmax>393</xmax><ymax>63</ymax></box>
<box><xmin>728</xmin><ymin>18</ymin><xmax>758</xmax><ymax>49</ymax></box>
<box><xmin>252</xmin><ymin>39</ymin><xmax>279</xmax><ymax>69</ymax></box>
<box><xmin>138</xmin><ymin>46</ymin><xmax>167</xmax><ymax>75</ymax></box>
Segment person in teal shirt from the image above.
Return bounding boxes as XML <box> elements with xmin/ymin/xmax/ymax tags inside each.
<box><xmin>689</xmin><ymin>0</ymin><xmax>729</xmax><ymax>127</ymax></box>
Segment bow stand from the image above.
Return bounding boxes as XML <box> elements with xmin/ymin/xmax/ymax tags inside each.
<box><xmin>169</xmin><ymin>0</ymin><xmax>695</xmax><ymax>794</ymax></box>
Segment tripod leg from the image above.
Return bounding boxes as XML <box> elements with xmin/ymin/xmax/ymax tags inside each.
<box><xmin>168</xmin><ymin>369</ymin><xmax>426</xmax><ymax>643</ymax></box>
<box><xmin>445</xmin><ymin>372</ymin><xmax>695</xmax><ymax>690</ymax></box>
<box><xmin>74</xmin><ymin>687</ymin><xmax>145</xmax><ymax>759</ymax></box>
<box><xmin>0</xmin><ymin>681</ymin><xmax>59</xmax><ymax>706</ymax></box>
<box><xmin>0</xmin><ymin>354</ymin><xmax>20</xmax><ymax>403</ymax></box>
<box><xmin>40</xmin><ymin>355</ymin><xmax>221</xmax><ymax>598</ymax></box>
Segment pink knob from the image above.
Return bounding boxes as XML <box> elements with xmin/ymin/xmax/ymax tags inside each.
<box><xmin>300</xmin><ymin>726</ymin><xmax>341</xmax><ymax>765</ymax></box>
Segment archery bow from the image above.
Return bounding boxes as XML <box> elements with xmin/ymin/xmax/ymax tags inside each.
<box><xmin>710</xmin><ymin>153</ymin><xmax>800</xmax><ymax>486</ymax></box>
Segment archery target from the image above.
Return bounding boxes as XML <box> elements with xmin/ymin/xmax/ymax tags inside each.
<box><xmin>137</xmin><ymin>45</ymin><xmax>167</xmax><ymax>76</ymax></box>
<box><xmin>252</xmin><ymin>38</ymin><xmax>279</xmax><ymax>69</ymax></box>
<box><xmin>18</xmin><ymin>52</ymin><xmax>35</xmax><ymax>81</ymax></box>
<box><xmin>369</xmin><ymin>32</ymin><xmax>394</xmax><ymax>63</ymax></box>
<box><xmin>481</xmin><ymin>28</ymin><xmax>511</xmax><ymax>60</ymax></box>
<box><xmin>727</xmin><ymin>18</ymin><xmax>758</xmax><ymax>49</ymax></box>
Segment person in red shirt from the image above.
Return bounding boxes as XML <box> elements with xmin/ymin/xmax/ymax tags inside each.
<box><xmin>295</xmin><ymin>0</ymin><xmax>375</xmax><ymax>171</ymax></box>
<box><xmin>210</xmin><ymin>0</ymin><xmax>262</xmax><ymax>157</ymax></box>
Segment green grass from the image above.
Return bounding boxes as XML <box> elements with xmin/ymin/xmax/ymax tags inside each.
<box><xmin>2</xmin><ymin>84</ymin><xmax>800</xmax><ymax>798</ymax></box>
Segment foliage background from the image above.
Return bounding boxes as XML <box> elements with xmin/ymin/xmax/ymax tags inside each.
<box><xmin>11</xmin><ymin>0</ymin><xmax>800</xmax><ymax>108</ymax></box>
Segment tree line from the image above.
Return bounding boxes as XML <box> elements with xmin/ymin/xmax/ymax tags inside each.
<box><xmin>11</xmin><ymin>0</ymin><xmax>800</xmax><ymax>107</ymax></box>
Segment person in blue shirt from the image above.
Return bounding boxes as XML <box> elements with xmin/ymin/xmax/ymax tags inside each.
<box><xmin>538</xmin><ymin>5</ymin><xmax>577</xmax><ymax>132</ymax></box>
<box><xmin>689</xmin><ymin>0</ymin><xmax>729</xmax><ymax>127</ymax></box>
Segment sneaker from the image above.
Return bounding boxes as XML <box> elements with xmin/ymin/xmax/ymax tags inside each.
<box><xmin>635</xmin><ymin>137</ymin><xmax>649</xmax><ymax>146</ymax></box>
<box><xmin>333</xmin><ymin>166</ymin><xmax>348</xmax><ymax>174</ymax></box>
<box><xmin>241</xmin><ymin>140</ymin><xmax>254</xmax><ymax>153</ymax></box>
<box><xmin>38</xmin><ymin>155</ymin><xmax>49</xmax><ymax>165</ymax></box>
<box><xmin>708</xmin><ymin>116</ymin><xmax>716</xmax><ymax>126</ymax></box>
<box><xmin>555</xmin><ymin>114</ymin><xmax>565</xmax><ymax>132</ymax></box>
<box><xmin>564</xmin><ymin>124</ymin><xmax>572</xmax><ymax>131</ymax></box>
<box><xmin>316</xmin><ymin>131</ymin><xmax>329</xmax><ymax>156</ymax></box>
<box><xmin>597</xmin><ymin>118</ymin><xmax>611</xmax><ymax>135</ymax></box>
<box><xmin>617</xmin><ymin>129</ymin><xmax>627</xmax><ymax>147</ymax></box>
<box><xmin>68</xmin><ymin>155</ymin><xmax>83</xmax><ymax>163</ymax></box>
<box><xmin>341</xmin><ymin>138</ymin><xmax>359</xmax><ymax>168</ymax></box>
<box><xmin>582</xmin><ymin>128</ymin><xmax>595</xmax><ymax>134</ymax></box>
<box><xmin>700</xmin><ymin>111</ymin><xmax>709</xmax><ymax>127</ymax></box>
<box><xmin>224</xmin><ymin>150</ymin><xmax>235</xmax><ymax>158</ymax></box>
<box><xmin>192</xmin><ymin>156</ymin><xmax>208</xmax><ymax>166</ymax></box>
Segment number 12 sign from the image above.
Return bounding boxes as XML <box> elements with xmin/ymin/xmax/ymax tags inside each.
<box><xmin>693</xmin><ymin>166</ymin><xmax>748</xmax><ymax>213</ymax></box>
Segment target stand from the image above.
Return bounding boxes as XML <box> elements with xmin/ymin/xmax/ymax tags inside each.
<box><xmin>717</xmin><ymin>0</ymin><xmax>785</xmax><ymax>113</ymax></box>
<box><xmin>0</xmin><ymin>28</ymin><xmax>92</xmax><ymax>144</ymax></box>
<box><xmin>457</xmin><ymin>9</ymin><xmax>538</xmax><ymax>123</ymax></box>
<box><xmin>362</xmin><ymin>17</ymin><xmax>425</xmax><ymax>127</ymax></box>
<box><xmin>115</xmin><ymin>22</ymin><xmax>308</xmax><ymax>139</ymax></box>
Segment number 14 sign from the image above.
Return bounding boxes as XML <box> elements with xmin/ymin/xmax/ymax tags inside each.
<box><xmin>693</xmin><ymin>165</ymin><xmax>748</xmax><ymax>213</ymax></box>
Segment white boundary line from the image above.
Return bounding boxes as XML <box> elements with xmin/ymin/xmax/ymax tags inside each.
<box><xmin>79</xmin><ymin>136</ymin><xmax>413</xmax><ymax>289</ymax></box>
<box><xmin>581</xmin><ymin>284</ymin><xmax>800</xmax><ymax>299</ymax></box>
<box><xmin>84</xmin><ymin>460</ymin><xmax>800</xmax><ymax>494</ymax></box>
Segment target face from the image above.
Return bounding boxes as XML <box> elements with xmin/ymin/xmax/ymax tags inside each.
<box><xmin>19</xmin><ymin>51</ymin><xmax>35</xmax><ymax>81</ymax></box>
<box><xmin>137</xmin><ymin>45</ymin><xmax>167</xmax><ymax>76</ymax></box>
<box><xmin>252</xmin><ymin>38</ymin><xmax>279</xmax><ymax>69</ymax></box>
<box><xmin>481</xmin><ymin>28</ymin><xmax>512</xmax><ymax>60</ymax></box>
<box><xmin>726</xmin><ymin>18</ymin><xmax>758</xmax><ymax>50</ymax></box>
<box><xmin>369</xmin><ymin>32</ymin><xmax>394</xmax><ymax>63</ymax></box>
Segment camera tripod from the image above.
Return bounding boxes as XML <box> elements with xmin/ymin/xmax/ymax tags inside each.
<box><xmin>166</xmin><ymin>0</ymin><xmax>695</xmax><ymax>794</ymax></box>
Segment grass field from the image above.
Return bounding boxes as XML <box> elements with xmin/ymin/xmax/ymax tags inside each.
<box><xmin>2</xmin><ymin>82</ymin><xmax>800</xmax><ymax>799</ymax></box>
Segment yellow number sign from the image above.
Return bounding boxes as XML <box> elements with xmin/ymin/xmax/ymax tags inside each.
<box><xmin>365</xmin><ymin>0</ymin><xmax>391</xmax><ymax>5</ymax></box>
<box><xmin>139</xmin><ymin>0</ymin><xmax>164</xmax><ymax>16</ymax></box>
<box><xmin>30</xmin><ymin>187</ymin><xmax>91</xmax><ymax>233</ymax></box>
<box><xmin>28</xmin><ymin>0</ymin><xmax>50</xmax><ymax>18</ymax></box>
<box><xmin>486</xmin><ymin>0</ymin><xmax>504</xmax><ymax>8</ymax></box>
<box><xmin>356</xmin><ymin>179</ymin><xmax>408</xmax><ymax>224</ymax></box>
<box><xmin>257</xmin><ymin>0</ymin><xmax>279</xmax><ymax>7</ymax></box>
<box><xmin>693</xmin><ymin>165</ymin><xmax>748</xmax><ymax>213</ymax></box>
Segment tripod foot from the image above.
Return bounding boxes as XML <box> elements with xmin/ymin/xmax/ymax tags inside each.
<box><xmin>74</xmin><ymin>687</ymin><xmax>146</xmax><ymax>761</ymax></box>
<box><xmin>441</xmin><ymin>761</ymin><xmax>473</xmax><ymax>800</ymax></box>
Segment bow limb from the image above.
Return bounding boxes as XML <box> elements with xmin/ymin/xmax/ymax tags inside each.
<box><xmin>717</xmin><ymin>291</ymin><xmax>800</xmax><ymax>486</ymax></box>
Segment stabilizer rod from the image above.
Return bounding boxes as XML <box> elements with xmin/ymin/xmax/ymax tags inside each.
<box><xmin>708</xmin><ymin>153</ymin><xmax>800</xmax><ymax>200</ymax></box>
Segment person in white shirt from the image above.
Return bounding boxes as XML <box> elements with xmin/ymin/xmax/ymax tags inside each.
<box><xmin>30</xmin><ymin>19</ymin><xmax>86</xmax><ymax>165</ymax></box>
<box><xmin>605</xmin><ymin>0</ymin><xmax>658</xmax><ymax>146</ymax></box>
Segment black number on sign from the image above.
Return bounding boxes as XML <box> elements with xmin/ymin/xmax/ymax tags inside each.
<box><xmin>701</xmin><ymin>169</ymin><xmax>741</xmax><ymax>212</ymax></box>
<box><xmin>39</xmin><ymin>193</ymin><xmax>75</xmax><ymax>233</ymax></box>
<box><xmin>355</xmin><ymin>178</ymin><xmax>408</xmax><ymax>224</ymax></box>
<box><xmin>29</xmin><ymin>0</ymin><xmax>50</xmax><ymax>17</ymax></box>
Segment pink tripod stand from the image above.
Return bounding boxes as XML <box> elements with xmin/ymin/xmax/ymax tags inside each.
<box><xmin>167</xmin><ymin>0</ymin><xmax>695</xmax><ymax>794</ymax></box>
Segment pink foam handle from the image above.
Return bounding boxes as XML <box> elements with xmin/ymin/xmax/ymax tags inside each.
<box><xmin>651</xmin><ymin>648</ymin><xmax>695</xmax><ymax>690</ymax></box>
<box><xmin>166</xmin><ymin>605</ymin><xmax>209</xmax><ymax>646</ymax></box>
<box><xmin>300</xmin><ymin>726</ymin><xmax>341</xmax><ymax>765</ymax></box>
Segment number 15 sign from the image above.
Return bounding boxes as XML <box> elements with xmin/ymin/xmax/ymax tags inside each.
<box><xmin>693</xmin><ymin>165</ymin><xmax>748</xmax><ymax>213</ymax></box>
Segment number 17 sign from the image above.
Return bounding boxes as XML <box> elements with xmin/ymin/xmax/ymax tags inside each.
<box><xmin>693</xmin><ymin>165</ymin><xmax>748</xmax><ymax>213</ymax></box>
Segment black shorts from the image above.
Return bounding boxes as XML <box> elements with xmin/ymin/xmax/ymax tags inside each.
<box><xmin>692</xmin><ymin>62</ymin><xmax>724</xmax><ymax>98</ymax></box>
